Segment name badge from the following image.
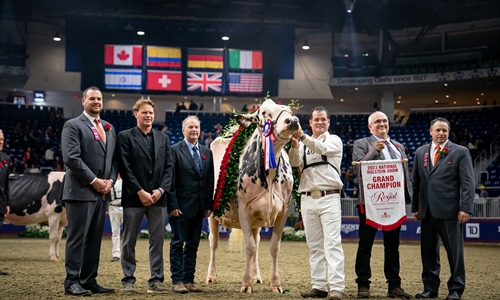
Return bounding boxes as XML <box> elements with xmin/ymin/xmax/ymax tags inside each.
<box><xmin>91</xmin><ymin>127</ymin><xmax>100</xmax><ymax>141</ymax></box>
<box><xmin>310</xmin><ymin>190</ymin><xmax>322</xmax><ymax>199</ymax></box>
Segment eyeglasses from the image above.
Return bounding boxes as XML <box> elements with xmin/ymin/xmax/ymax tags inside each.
<box><xmin>370</xmin><ymin>119</ymin><xmax>388</xmax><ymax>125</ymax></box>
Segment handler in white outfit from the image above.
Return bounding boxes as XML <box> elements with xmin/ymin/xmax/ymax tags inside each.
<box><xmin>289</xmin><ymin>106</ymin><xmax>345</xmax><ymax>300</ymax></box>
<box><xmin>109</xmin><ymin>176</ymin><xmax>123</xmax><ymax>262</ymax></box>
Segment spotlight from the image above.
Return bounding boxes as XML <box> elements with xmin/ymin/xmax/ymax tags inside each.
<box><xmin>343</xmin><ymin>0</ymin><xmax>356</xmax><ymax>13</ymax></box>
<box><xmin>137</xmin><ymin>30</ymin><xmax>145</xmax><ymax>36</ymax></box>
<box><xmin>53</xmin><ymin>32</ymin><xmax>61</xmax><ymax>42</ymax></box>
<box><xmin>302</xmin><ymin>41</ymin><xmax>310</xmax><ymax>50</ymax></box>
<box><xmin>221</xmin><ymin>35</ymin><xmax>229</xmax><ymax>41</ymax></box>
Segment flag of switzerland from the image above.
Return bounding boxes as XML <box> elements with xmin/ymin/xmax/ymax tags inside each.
<box><xmin>146</xmin><ymin>71</ymin><xmax>182</xmax><ymax>91</ymax></box>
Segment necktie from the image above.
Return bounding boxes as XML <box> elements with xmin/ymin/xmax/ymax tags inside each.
<box><xmin>385</xmin><ymin>141</ymin><xmax>397</xmax><ymax>159</ymax></box>
<box><xmin>94</xmin><ymin>119</ymin><xmax>106</xmax><ymax>144</ymax></box>
<box><xmin>433</xmin><ymin>145</ymin><xmax>441</xmax><ymax>166</ymax></box>
<box><xmin>192</xmin><ymin>146</ymin><xmax>201</xmax><ymax>173</ymax></box>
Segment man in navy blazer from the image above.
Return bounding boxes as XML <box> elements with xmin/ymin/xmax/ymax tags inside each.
<box><xmin>61</xmin><ymin>86</ymin><xmax>117</xmax><ymax>296</ymax></box>
<box><xmin>117</xmin><ymin>98</ymin><xmax>173</xmax><ymax>294</ymax></box>
<box><xmin>0</xmin><ymin>129</ymin><xmax>11</xmax><ymax>276</ymax></box>
<box><xmin>168</xmin><ymin>115</ymin><xmax>214</xmax><ymax>293</ymax></box>
<box><xmin>412</xmin><ymin>117</ymin><xmax>474</xmax><ymax>300</ymax></box>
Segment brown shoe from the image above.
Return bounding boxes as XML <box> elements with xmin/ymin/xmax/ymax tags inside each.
<box><xmin>184</xmin><ymin>283</ymin><xmax>202</xmax><ymax>292</ymax></box>
<box><xmin>358</xmin><ymin>287</ymin><xmax>370</xmax><ymax>298</ymax></box>
<box><xmin>388</xmin><ymin>287</ymin><xmax>410</xmax><ymax>299</ymax></box>
<box><xmin>300</xmin><ymin>288</ymin><xmax>328</xmax><ymax>298</ymax></box>
<box><xmin>172</xmin><ymin>283</ymin><xmax>188</xmax><ymax>293</ymax></box>
<box><xmin>329</xmin><ymin>290</ymin><xmax>343</xmax><ymax>300</ymax></box>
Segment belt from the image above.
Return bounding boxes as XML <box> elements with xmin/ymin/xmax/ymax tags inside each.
<box><xmin>302</xmin><ymin>189</ymin><xmax>341</xmax><ymax>197</ymax></box>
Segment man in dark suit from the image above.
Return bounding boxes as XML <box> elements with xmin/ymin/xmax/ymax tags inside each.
<box><xmin>412</xmin><ymin>117</ymin><xmax>474</xmax><ymax>300</ymax></box>
<box><xmin>0</xmin><ymin>129</ymin><xmax>11</xmax><ymax>275</ymax></box>
<box><xmin>61</xmin><ymin>86</ymin><xmax>117</xmax><ymax>296</ymax></box>
<box><xmin>116</xmin><ymin>99</ymin><xmax>173</xmax><ymax>294</ymax></box>
<box><xmin>169</xmin><ymin>115</ymin><xmax>214</xmax><ymax>293</ymax></box>
<box><xmin>352</xmin><ymin>111</ymin><xmax>412</xmax><ymax>299</ymax></box>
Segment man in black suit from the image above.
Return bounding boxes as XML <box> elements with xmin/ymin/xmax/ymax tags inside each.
<box><xmin>169</xmin><ymin>115</ymin><xmax>214</xmax><ymax>293</ymax></box>
<box><xmin>0</xmin><ymin>129</ymin><xmax>11</xmax><ymax>276</ymax></box>
<box><xmin>412</xmin><ymin>117</ymin><xmax>474</xmax><ymax>300</ymax></box>
<box><xmin>61</xmin><ymin>86</ymin><xmax>117</xmax><ymax>296</ymax></box>
<box><xmin>116</xmin><ymin>98</ymin><xmax>173</xmax><ymax>294</ymax></box>
<box><xmin>352</xmin><ymin>111</ymin><xmax>412</xmax><ymax>299</ymax></box>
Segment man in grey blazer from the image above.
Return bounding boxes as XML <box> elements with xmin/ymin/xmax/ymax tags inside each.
<box><xmin>168</xmin><ymin>115</ymin><xmax>214</xmax><ymax>293</ymax></box>
<box><xmin>61</xmin><ymin>86</ymin><xmax>117</xmax><ymax>296</ymax></box>
<box><xmin>412</xmin><ymin>117</ymin><xmax>474</xmax><ymax>300</ymax></box>
<box><xmin>352</xmin><ymin>111</ymin><xmax>412</xmax><ymax>299</ymax></box>
<box><xmin>116</xmin><ymin>98</ymin><xmax>173</xmax><ymax>294</ymax></box>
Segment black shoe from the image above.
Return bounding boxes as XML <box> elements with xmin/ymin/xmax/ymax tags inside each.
<box><xmin>82</xmin><ymin>283</ymin><xmax>115</xmax><ymax>294</ymax></box>
<box><xmin>0</xmin><ymin>271</ymin><xmax>9</xmax><ymax>275</ymax></box>
<box><xmin>300</xmin><ymin>288</ymin><xmax>328</xmax><ymax>298</ymax></box>
<box><xmin>415</xmin><ymin>290</ymin><xmax>438</xmax><ymax>298</ymax></box>
<box><xmin>445</xmin><ymin>291</ymin><xmax>461</xmax><ymax>300</ymax></box>
<box><xmin>65</xmin><ymin>283</ymin><xmax>92</xmax><ymax>296</ymax></box>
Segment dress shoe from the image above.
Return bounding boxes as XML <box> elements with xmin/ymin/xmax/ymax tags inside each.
<box><xmin>82</xmin><ymin>283</ymin><xmax>115</xmax><ymax>294</ymax></box>
<box><xmin>111</xmin><ymin>257</ymin><xmax>120</xmax><ymax>262</ymax></box>
<box><xmin>64</xmin><ymin>283</ymin><xmax>92</xmax><ymax>296</ymax></box>
<box><xmin>415</xmin><ymin>290</ymin><xmax>438</xmax><ymax>298</ymax></box>
<box><xmin>445</xmin><ymin>291</ymin><xmax>461</xmax><ymax>300</ymax></box>
<box><xmin>172</xmin><ymin>283</ymin><xmax>188</xmax><ymax>293</ymax></box>
<box><xmin>388</xmin><ymin>287</ymin><xmax>410</xmax><ymax>299</ymax></box>
<box><xmin>0</xmin><ymin>271</ymin><xmax>9</xmax><ymax>275</ymax></box>
<box><xmin>357</xmin><ymin>287</ymin><xmax>370</xmax><ymax>298</ymax></box>
<box><xmin>328</xmin><ymin>290</ymin><xmax>343</xmax><ymax>300</ymax></box>
<box><xmin>300</xmin><ymin>288</ymin><xmax>328</xmax><ymax>298</ymax></box>
<box><xmin>184</xmin><ymin>283</ymin><xmax>202</xmax><ymax>292</ymax></box>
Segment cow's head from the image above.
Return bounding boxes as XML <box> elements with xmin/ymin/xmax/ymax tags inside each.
<box><xmin>236</xmin><ymin>99</ymin><xmax>301</xmax><ymax>141</ymax></box>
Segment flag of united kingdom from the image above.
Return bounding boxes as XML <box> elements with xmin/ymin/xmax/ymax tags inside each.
<box><xmin>186</xmin><ymin>72</ymin><xmax>222</xmax><ymax>93</ymax></box>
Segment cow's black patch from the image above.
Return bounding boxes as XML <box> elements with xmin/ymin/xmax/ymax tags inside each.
<box><xmin>240</xmin><ymin>135</ymin><xmax>268</xmax><ymax>191</ymax></box>
<box><xmin>9</xmin><ymin>174</ymin><xmax>50</xmax><ymax>216</ymax></box>
<box><xmin>47</xmin><ymin>180</ymin><xmax>63</xmax><ymax>206</ymax></box>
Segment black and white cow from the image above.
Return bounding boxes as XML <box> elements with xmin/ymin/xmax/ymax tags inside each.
<box><xmin>5</xmin><ymin>172</ymin><xmax>66</xmax><ymax>261</ymax></box>
<box><xmin>206</xmin><ymin>99</ymin><xmax>301</xmax><ymax>293</ymax></box>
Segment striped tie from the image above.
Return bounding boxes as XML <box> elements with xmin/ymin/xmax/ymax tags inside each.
<box><xmin>433</xmin><ymin>145</ymin><xmax>441</xmax><ymax>166</ymax></box>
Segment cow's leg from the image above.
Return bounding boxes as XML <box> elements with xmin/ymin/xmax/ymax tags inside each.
<box><xmin>47</xmin><ymin>213</ymin><xmax>63</xmax><ymax>262</ymax></box>
<box><xmin>240</xmin><ymin>217</ymin><xmax>256</xmax><ymax>293</ymax></box>
<box><xmin>206</xmin><ymin>215</ymin><xmax>220</xmax><ymax>284</ymax></box>
<box><xmin>268</xmin><ymin>212</ymin><xmax>288</xmax><ymax>293</ymax></box>
<box><xmin>251</xmin><ymin>227</ymin><xmax>262</xmax><ymax>284</ymax></box>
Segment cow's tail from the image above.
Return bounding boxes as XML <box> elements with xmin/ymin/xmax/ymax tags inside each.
<box><xmin>227</xmin><ymin>228</ymin><xmax>244</xmax><ymax>253</ymax></box>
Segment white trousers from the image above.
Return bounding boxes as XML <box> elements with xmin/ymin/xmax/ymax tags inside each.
<box><xmin>301</xmin><ymin>193</ymin><xmax>345</xmax><ymax>292</ymax></box>
<box><xmin>108</xmin><ymin>205</ymin><xmax>123</xmax><ymax>258</ymax></box>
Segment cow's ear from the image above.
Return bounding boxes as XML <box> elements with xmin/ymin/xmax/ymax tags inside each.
<box><xmin>236</xmin><ymin>112</ymin><xmax>259</xmax><ymax>128</ymax></box>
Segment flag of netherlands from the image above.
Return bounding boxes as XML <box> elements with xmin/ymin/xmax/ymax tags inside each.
<box><xmin>104</xmin><ymin>69</ymin><xmax>142</xmax><ymax>90</ymax></box>
<box><xmin>186</xmin><ymin>72</ymin><xmax>222</xmax><ymax>93</ymax></box>
<box><xmin>104</xmin><ymin>45</ymin><xmax>142</xmax><ymax>66</ymax></box>
<box><xmin>229</xmin><ymin>49</ymin><xmax>263</xmax><ymax>70</ymax></box>
<box><xmin>146</xmin><ymin>70</ymin><xmax>182</xmax><ymax>91</ymax></box>
<box><xmin>187</xmin><ymin>48</ymin><xmax>224</xmax><ymax>69</ymax></box>
<box><xmin>147</xmin><ymin>46</ymin><xmax>182</xmax><ymax>68</ymax></box>
<box><xmin>229</xmin><ymin>73</ymin><xmax>263</xmax><ymax>93</ymax></box>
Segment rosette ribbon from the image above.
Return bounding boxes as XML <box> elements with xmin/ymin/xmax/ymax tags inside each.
<box><xmin>262</xmin><ymin>119</ymin><xmax>277</xmax><ymax>170</ymax></box>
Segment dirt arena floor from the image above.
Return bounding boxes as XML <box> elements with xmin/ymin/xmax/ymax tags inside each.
<box><xmin>0</xmin><ymin>237</ymin><xmax>498</xmax><ymax>300</ymax></box>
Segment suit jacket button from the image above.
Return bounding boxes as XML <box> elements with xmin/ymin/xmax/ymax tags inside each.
<box><xmin>149</xmin><ymin>171</ymin><xmax>152</xmax><ymax>174</ymax></box>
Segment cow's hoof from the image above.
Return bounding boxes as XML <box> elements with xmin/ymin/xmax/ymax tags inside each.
<box><xmin>206</xmin><ymin>276</ymin><xmax>218</xmax><ymax>284</ymax></box>
<box><xmin>270</xmin><ymin>286</ymin><xmax>284</xmax><ymax>293</ymax></box>
<box><xmin>252</xmin><ymin>277</ymin><xmax>262</xmax><ymax>284</ymax></box>
<box><xmin>240</xmin><ymin>286</ymin><xmax>252</xmax><ymax>293</ymax></box>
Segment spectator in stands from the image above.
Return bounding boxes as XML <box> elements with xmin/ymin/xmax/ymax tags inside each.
<box><xmin>160</xmin><ymin>123</ymin><xmax>172</xmax><ymax>135</ymax></box>
<box><xmin>29</xmin><ymin>164</ymin><xmax>41</xmax><ymax>174</ymax></box>
<box><xmin>204</xmin><ymin>132</ymin><xmax>214</xmax><ymax>148</ymax></box>
<box><xmin>214</xmin><ymin>123</ymin><xmax>222</xmax><ymax>136</ymax></box>
<box><xmin>412</xmin><ymin>117</ymin><xmax>474</xmax><ymax>300</ymax></box>
<box><xmin>53</xmin><ymin>156</ymin><xmax>63</xmax><ymax>171</ymax></box>
<box><xmin>344</xmin><ymin>140</ymin><xmax>353</xmax><ymax>166</ymax></box>
<box><xmin>188</xmin><ymin>99</ymin><xmax>198</xmax><ymax>111</ymax></box>
<box><xmin>352</xmin><ymin>111</ymin><xmax>412</xmax><ymax>299</ymax></box>
<box><xmin>199</xmin><ymin>102</ymin><xmax>203</xmax><ymax>111</ymax></box>
<box><xmin>23</xmin><ymin>146</ymin><xmax>31</xmax><ymax>165</ymax></box>
<box><xmin>344</xmin><ymin>125</ymin><xmax>355</xmax><ymax>140</ymax></box>
<box><xmin>45</xmin><ymin>147</ymin><xmax>55</xmax><ymax>167</ymax></box>
<box><xmin>0</xmin><ymin>128</ymin><xmax>11</xmax><ymax>275</ymax></box>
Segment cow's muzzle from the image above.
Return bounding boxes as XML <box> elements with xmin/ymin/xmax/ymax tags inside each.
<box><xmin>285</xmin><ymin>116</ymin><xmax>300</xmax><ymax>131</ymax></box>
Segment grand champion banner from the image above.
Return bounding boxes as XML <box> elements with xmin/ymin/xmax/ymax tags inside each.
<box><xmin>360</xmin><ymin>159</ymin><xmax>407</xmax><ymax>230</ymax></box>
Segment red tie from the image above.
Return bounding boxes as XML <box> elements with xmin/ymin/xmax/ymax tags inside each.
<box><xmin>94</xmin><ymin>119</ymin><xmax>106</xmax><ymax>144</ymax></box>
<box><xmin>433</xmin><ymin>145</ymin><xmax>440</xmax><ymax>166</ymax></box>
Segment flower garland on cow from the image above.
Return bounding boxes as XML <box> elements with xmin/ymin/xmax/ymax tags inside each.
<box><xmin>212</xmin><ymin>98</ymin><xmax>302</xmax><ymax>218</ymax></box>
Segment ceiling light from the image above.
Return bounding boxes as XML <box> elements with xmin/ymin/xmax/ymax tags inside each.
<box><xmin>397</xmin><ymin>100</ymin><xmax>401</xmax><ymax>104</ymax></box>
<box><xmin>302</xmin><ymin>41</ymin><xmax>310</xmax><ymax>50</ymax></box>
<box><xmin>446</xmin><ymin>95</ymin><xmax>449</xmax><ymax>98</ymax></box>
<box><xmin>453</xmin><ymin>101</ymin><xmax>457</xmax><ymax>104</ymax></box>
<box><xmin>435</xmin><ymin>100</ymin><xmax>439</xmax><ymax>103</ymax></box>
<box><xmin>53</xmin><ymin>32</ymin><xmax>61</xmax><ymax>42</ymax></box>
<box><xmin>221</xmin><ymin>35</ymin><xmax>229</xmax><ymax>41</ymax></box>
<box><xmin>137</xmin><ymin>30</ymin><xmax>145</xmax><ymax>36</ymax></box>
<box><xmin>444</xmin><ymin>83</ymin><xmax>448</xmax><ymax>87</ymax></box>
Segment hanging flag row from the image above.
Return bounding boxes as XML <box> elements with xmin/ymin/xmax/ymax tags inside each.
<box><xmin>104</xmin><ymin>44</ymin><xmax>263</xmax><ymax>94</ymax></box>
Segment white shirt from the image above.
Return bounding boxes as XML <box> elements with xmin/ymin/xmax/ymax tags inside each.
<box><xmin>289</xmin><ymin>132</ymin><xmax>343</xmax><ymax>193</ymax></box>
<box><xmin>110</xmin><ymin>178</ymin><xmax>123</xmax><ymax>206</ymax></box>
